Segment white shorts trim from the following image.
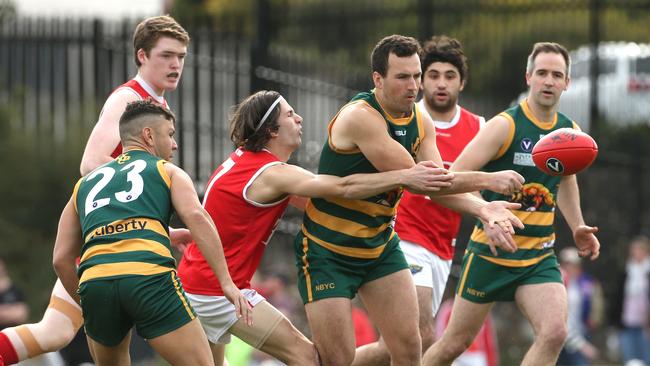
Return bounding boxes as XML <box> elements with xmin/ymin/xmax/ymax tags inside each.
<box><xmin>186</xmin><ymin>289</ymin><xmax>265</xmax><ymax>345</ymax></box>
<box><xmin>400</xmin><ymin>240</ymin><xmax>452</xmax><ymax>316</ymax></box>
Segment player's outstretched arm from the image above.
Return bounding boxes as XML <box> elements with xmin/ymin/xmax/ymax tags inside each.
<box><xmin>52</xmin><ymin>198</ymin><xmax>83</xmax><ymax>305</ymax></box>
<box><xmin>251</xmin><ymin>160</ymin><xmax>453</xmax><ymax>202</ymax></box>
<box><xmin>418</xmin><ymin>114</ymin><xmax>524</xmax><ymax>196</ymax></box>
<box><xmin>557</xmin><ymin>174</ymin><xmax>600</xmax><ymax>260</ymax></box>
<box><xmin>80</xmin><ymin>90</ymin><xmax>139</xmax><ymax>175</ymax></box>
<box><xmin>166</xmin><ymin>163</ymin><xmax>252</xmax><ymax>325</ymax></box>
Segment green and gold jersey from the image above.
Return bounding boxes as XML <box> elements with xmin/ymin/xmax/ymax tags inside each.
<box><xmin>301</xmin><ymin>90</ymin><xmax>425</xmax><ymax>259</ymax></box>
<box><xmin>73</xmin><ymin>149</ymin><xmax>174</xmax><ymax>284</ymax></box>
<box><xmin>467</xmin><ymin>101</ymin><xmax>579</xmax><ymax>267</ymax></box>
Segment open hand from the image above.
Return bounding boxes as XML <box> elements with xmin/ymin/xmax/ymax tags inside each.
<box><xmin>479</xmin><ymin>201</ymin><xmax>524</xmax><ymax>255</ymax></box>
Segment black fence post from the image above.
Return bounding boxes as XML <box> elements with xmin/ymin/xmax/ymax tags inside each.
<box><xmin>93</xmin><ymin>19</ymin><xmax>104</xmax><ymax>116</ymax></box>
<box><xmin>588</xmin><ymin>0</ymin><xmax>600</xmax><ymax>139</ymax></box>
<box><xmin>250</xmin><ymin>0</ymin><xmax>269</xmax><ymax>93</ymax></box>
<box><xmin>418</xmin><ymin>0</ymin><xmax>433</xmax><ymax>42</ymax></box>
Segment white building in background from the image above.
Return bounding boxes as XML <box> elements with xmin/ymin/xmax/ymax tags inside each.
<box><xmin>14</xmin><ymin>0</ymin><xmax>167</xmax><ymax>19</ymax></box>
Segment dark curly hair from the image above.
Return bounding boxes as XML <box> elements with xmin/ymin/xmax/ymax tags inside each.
<box><xmin>421</xmin><ymin>35</ymin><xmax>468</xmax><ymax>82</ymax></box>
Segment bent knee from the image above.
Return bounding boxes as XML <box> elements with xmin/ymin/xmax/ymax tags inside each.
<box><xmin>537</xmin><ymin>325</ymin><xmax>567</xmax><ymax>349</ymax></box>
<box><xmin>419</xmin><ymin>324</ymin><xmax>436</xmax><ymax>351</ymax></box>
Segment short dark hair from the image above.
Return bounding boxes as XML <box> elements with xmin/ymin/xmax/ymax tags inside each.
<box><xmin>229</xmin><ymin>90</ymin><xmax>282</xmax><ymax>152</ymax></box>
<box><xmin>119</xmin><ymin>99</ymin><xmax>175</xmax><ymax>142</ymax></box>
<box><xmin>421</xmin><ymin>35</ymin><xmax>468</xmax><ymax>82</ymax></box>
<box><xmin>133</xmin><ymin>15</ymin><xmax>190</xmax><ymax>67</ymax></box>
<box><xmin>371</xmin><ymin>35</ymin><xmax>421</xmax><ymax>77</ymax></box>
<box><xmin>526</xmin><ymin>42</ymin><xmax>571</xmax><ymax>75</ymax></box>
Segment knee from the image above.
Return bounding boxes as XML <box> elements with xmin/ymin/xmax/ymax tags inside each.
<box><xmin>388</xmin><ymin>335</ymin><xmax>422</xmax><ymax>364</ymax></box>
<box><xmin>316</xmin><ymin>343</ymin><xmax>355</xmax><ymax>366</ymax></box>
<box><xmin>437</xmin><ymin>334</ymin><xmax>473</xmax><ymax>361</ymax></box>
<box><xmin>286</xmin><ymin>344</ymin><xmax>319</xmax><ymax>366</ymax></box>
<box><xmin>537</xmin><ymin>323</ymin><xmax>568</xmax><ymax>351</ymax></box>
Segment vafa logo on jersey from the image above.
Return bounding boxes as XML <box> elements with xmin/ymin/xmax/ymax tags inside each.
<box><xmin>520</xmin><ymin>138</ymin><xmax>533</xmax><ymax>152</ymax></box>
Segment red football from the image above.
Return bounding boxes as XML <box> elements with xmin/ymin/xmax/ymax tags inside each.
<box><xmin>532</xmin><ymin>128</ymin><xmax>598</xmax><ymax>176</ymax></box>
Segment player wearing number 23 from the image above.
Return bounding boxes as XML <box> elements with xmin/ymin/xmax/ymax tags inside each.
<box><xmin>52</xmin><ymin>100</ymin><xmax>248</xmax><ymax>366</ymax></box>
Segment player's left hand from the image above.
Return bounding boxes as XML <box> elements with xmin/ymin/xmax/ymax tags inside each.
<box><xmin>479</xmin><ymin>201</ymin><xmax>524</xmax><ymax>255</ymax></box>
<box><xmin>222</xmin><ymin>283</ymin><xmax>253</xmax><ymax>327</ymax></box>
<box><xmin>574</xmin><ymin>225</ymin><xmax>600</xmax><ymax>260</ymax></box>
<box><xmin>169</xmin><ymin>227</ymin><xmax>192</xmax><ymax>253</ymax></box>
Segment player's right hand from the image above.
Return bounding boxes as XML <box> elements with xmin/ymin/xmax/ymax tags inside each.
<box><xmin>404</xmin><ymin>160</ymin><xmax>454</xmax><ymax>194</ymax></box>
<box><xmin>486</xmin><ymin>170</ymin><xmax>524</xmax><ymax>195</ymax></box>
<box><xmin>222</xmin><ymin>283</ymin><xmax>253</xmax><ymax>326</ymax></box>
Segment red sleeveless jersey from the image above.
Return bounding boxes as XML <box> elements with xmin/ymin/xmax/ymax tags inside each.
<box><xmin>178</xmin><ymin>148</ymin><xmax>290</xmax><ymax>296</ymax></box>
<box><xmin>109</xmin><ymin>78</ymin><xmax>168</xmax><ymax>158</ymax></box>
<box><xmin>395</xmin><ymin>104</ymin><xmax>483</xmax><ymax>260</ymax></box>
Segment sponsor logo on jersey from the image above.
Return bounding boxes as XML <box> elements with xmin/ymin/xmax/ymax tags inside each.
<box><xmin>520</xmin><ymin>138</ymin><xmax>533</xmax><ymax>152</ymax></box>
<box><xmin>394</xmin><ymin>130</ymin><xmax>407</xmax><ymax>136</ymax></box>
<box><xmin>116</xmin><ymin>154</ymin><xmax>131</xmax><ymax>164</ymax></box>
<box><xmin>513</xmin><ymin>152</ymin><xmax>535</xmax><ymax>166</ymax></box>
<box><xmin>87</xmin><ymin>219</ymin><xmax>148</xmax><ymax>241</ymax></box>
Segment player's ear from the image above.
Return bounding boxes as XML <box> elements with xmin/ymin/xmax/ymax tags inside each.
<box><xmin>372</xmin><ymin>71</ymin><xmax>383</xmax><ymax>89</ymax></box>
<box><xmin>142</xmin><ymin>126</ymin><xmax>154</xmax><ymax>146</ymax></box>
<box><xmin>137</xmin><ymin>48</ymin><xmax>147</xmax><ymax>65</ymax></box>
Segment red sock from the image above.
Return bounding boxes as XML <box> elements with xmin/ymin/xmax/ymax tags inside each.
<box><xmin>0</xmin><ymin>332</ymin><xmax>18</xmax><ymax>365</ymax></box>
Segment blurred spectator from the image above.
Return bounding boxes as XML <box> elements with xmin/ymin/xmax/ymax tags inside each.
<box><xmin>609</xmin><ymin>235</ymin><xmax>650</xmax><ymax>365</ymax></box>
<box><xmin>0</xmin><ymin>258</ymin><xmax>28</xmax><ymax>330</ymax></box>
<box><xmin>435</xmin><ymin>298</ymin><xmax>499</xmax><ymax>366</ymax></box>
<box><xmin>557</xmin><ymin>247</ymin><xmax>604</xmax><ymax>365</ymax></box>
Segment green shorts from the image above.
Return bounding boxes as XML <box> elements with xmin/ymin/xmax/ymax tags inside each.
<box><xmin>78</xmin><ymin>270</ymin><xmax>196</xmax><ymax>346</ymax></box>
<box><xmin>456</xmin><ymin>252</ymin><xmax>562</xmax><ymax>303</ymax></box>
<box><xmin>294</xmin><ymin>232</ymin><xmax>408</xmax><ymax>304</ymax></box>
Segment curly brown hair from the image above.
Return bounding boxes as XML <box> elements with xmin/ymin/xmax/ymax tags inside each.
<box><xmin>421</xmin><ymin>35</ymin><xmax>468</xmax><ymax>82</ymax></box>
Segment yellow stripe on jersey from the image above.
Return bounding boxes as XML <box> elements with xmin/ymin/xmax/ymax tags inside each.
<box><xmin>302</xmin><ymin>226</ymin><xmax>391</xmax><ymax>259</ymax></box>
<box><xmin>470</xmin><ymin>227</ymin><xmax>555</xmax><ymax>250</ymax></box>
<box><xmin>495</xmin><ymin>112</ymin><xmax>516</xmax><ymax>159</ymax></box>
<box><xmin>71</xmin><ymin>178</ymin><xmax>83</xmax><ymax>214</ymax></box>
<box><xmin>157</xmin><ymin>160</ymin><xmax>171</xmax><ymax>188</ymax></box>
<box><xmin>79</xmin><ymin>262</ymin><xmax>172</xmax><ymax>284</ymax></box>
<box><xmin>305</xmin><ymin>203</ymin><xmax>391</xmax><ymax>238</ymax></box>
<box><xmin>326</xmin><ymin>100</ymin><xmax>365</xmax><ymax>154</ymax></box>
<box><xmin>478</xmin><ymin>252</ymin><xmax>553</xmax><ymax>267</ymax></box>
<box><xmin>323</xmin><ymin>197</ymin><xmax>396</xmax><ymax>217</ymax></box>
<box><xmin>301</xmin><ymin>237</ymin><xmax>313</xmax><ymax>302</ymax></box>
<box><xmin>457</xmin><ymin>253</ymin><xmax>476</xmax><ymax>296</ymax></box>
<box><xmin>85</xmin><ymin>217</ymin><xmax>168</xmax><ymax>243</ymax></box>
<box><xmin>170</xmin><ymin>272</ymin><xmax>195</xmax><ymax>320</ymax></box>
<box><xmin>512</xmin><ymin>210</ymin><xmax>554</xmax><ymax>226</ymax></box>
<box><xmin>373</xmin><ymin>94</ymin><xmax>414</xmax><ymax>126</ymax></box>
<box><xmin>80</xmin><ymin>238</ymin><xmax>173</xmax><ymax>263</ymax></box>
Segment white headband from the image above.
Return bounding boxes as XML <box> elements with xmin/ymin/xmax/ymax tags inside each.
<box><xmin>254</xmin><ymin>96</ymin><xmax>283</xmax><ymax>132</ymax></box>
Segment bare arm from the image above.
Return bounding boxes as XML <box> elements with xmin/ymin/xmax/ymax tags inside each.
<box><xmin>166</xmin><ymin>163</ymin><xmax>252</xmax><ymax>324</ymax></box>
<box><xmin>419</xmin><ymin>111</ymin><xmax>524</xmax><ymax>194</ymax></box>
<box><xmin>557</xmin><ymin>174</ymin><xmax>600</xmax><ymax>260</ymax></box>
<box><xmin>248</xmin><ymin>161</ymin><xmax>452</xmax><ymax>204</ymax></box>
<box><xmin>52</xmin><ymin>198</ymin><xmax>83</xmax><ymax>304</ymax></box>
<box><xmin>80</xmin><ymin>90</ymin><xmax>139</xmax><ymax>175</ymax></box>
